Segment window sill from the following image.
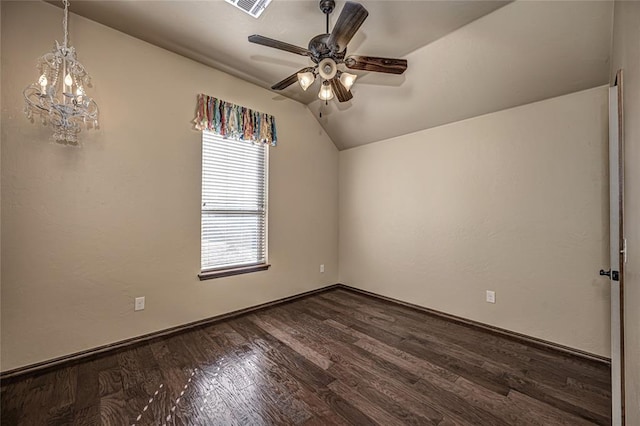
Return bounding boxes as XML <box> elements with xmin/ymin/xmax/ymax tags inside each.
<box><xmin>198</xmin><ymin>264</ymin><xmax>271</xmax><ymax>281</ymax></box>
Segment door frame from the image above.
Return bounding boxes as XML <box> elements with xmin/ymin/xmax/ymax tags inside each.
<box><xmin>610</xmin><ymin>69</ymin><xmax>625</xmax><ymax>425</ymax></box>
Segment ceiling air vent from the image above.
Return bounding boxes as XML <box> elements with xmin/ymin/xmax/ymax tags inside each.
<box><xmin>225</xmin><ymin>0</ymin><xmax>272</xmax><ymax>18</ymax></box>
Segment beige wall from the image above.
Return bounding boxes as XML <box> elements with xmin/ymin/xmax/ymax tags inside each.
<box><xmin>611</xmin><ymin>0</ymin><xmax>640</xmax><ymax>422</ymax></box>
<box><xmin>0</xmin><ymin>0</ymin><xmax>624</xmax><ymax>377</ymax></box>
<box><xmin>339</xmin><ymin>86</ymin><xmax>611</xmax><ymax>357</ymax></box>
<box><xmin>0</xmin><ymin>1</ymin><xmax>339</xmax><ymax>372</ymax></box>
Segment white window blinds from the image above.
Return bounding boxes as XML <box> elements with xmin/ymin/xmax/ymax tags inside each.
<box><xmin>201</xmin><ymin>130</ymin><xmax>268</xmax><ymax>272</ymax></box>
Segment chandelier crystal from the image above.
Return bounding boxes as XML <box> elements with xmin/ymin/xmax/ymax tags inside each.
<box><xmin>23</xmin><ymin>0</ymin><xmax>98</xmax><ymax>146</ymax></box>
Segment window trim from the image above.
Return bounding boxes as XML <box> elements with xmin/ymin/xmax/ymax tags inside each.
<box><xmin>199</xmin><ymin>132</ymin><xmax>270</xmax><ymax>278</ymax></box>
<box><xmin>198</xmin><ymin>263</ymin><xmax>271</xmax><ymax>281</ymax></box>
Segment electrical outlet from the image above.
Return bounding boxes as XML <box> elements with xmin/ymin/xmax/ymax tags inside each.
<box><xmin>320</xmin><ymin>264</ymin><xmax>325</xmax><ymax>273</ymax></box>
<box><xmin>135</xmin><ymin>296</ymin><xmax>145</xmax><ymax>311</ymax></box>
<box><xmin>486</xmin><ymin>291</ymin><xmax>496</xmax><ymax>304</ymax></box>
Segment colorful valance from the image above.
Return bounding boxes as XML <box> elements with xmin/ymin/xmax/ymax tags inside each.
<box><xmin>194</xmin><ymin>94</ymin><xmax>277</xmax><ymax>146</ymax></box>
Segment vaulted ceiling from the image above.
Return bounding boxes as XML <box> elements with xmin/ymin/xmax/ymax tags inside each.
<box><xmin>64</xmin><ymin>0</ymin><xmax>613</xmax><ymax>150</ymax></box>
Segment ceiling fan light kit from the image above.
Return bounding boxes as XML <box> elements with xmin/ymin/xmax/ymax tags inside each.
<box><xmin>339</xmin><ymin>71</ymin><xmax>357</xmax><ymax>91</ymax></box>
<box><xmin>318</xmin><ymin>81</ymin><xmax>335</xmax><ymax>101</ymax></box>
<box><xmin>297</xmin><ymin>71</ymin><xmax>316</xmax><ymax>91</ymax></box>
<box><xmin>318</xmin><ymin>58</ymin><xmax>338</xmax><ymax>80</ymax></box>
<box><xmin>248</xmin><ymin>0</ymin><xmax>407</xmax><ymax>104</ymax></box>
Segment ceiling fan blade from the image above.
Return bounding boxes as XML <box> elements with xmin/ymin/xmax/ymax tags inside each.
<box><xmin>330</xmin><ymin>77</ymin><xmax>353</xmax><ymax>103</ymax></box>
<box><xmin>248</xmin><ymin>34</ymin><xmax>310</xmax><ymax>57</ymax></box>
<box><xmin>271</xmin><ymin>67</ymin><xmax>315</xmax><ymax>90</ymax></box>
<box><xmin>327</xmin><ymin>2</ymin><xmax>369</xmax><ymax>52</ymax></box>
<box><xmin>345</xmin><ymin>55</ymin><xmax>407</xmax><ymax>75</ymax></box>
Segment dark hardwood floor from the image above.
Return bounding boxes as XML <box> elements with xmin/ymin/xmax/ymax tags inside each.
<box><xmin>1</xmin><ymin>288</ymin><xmax>611</xmax><ymax>425</ymax></box>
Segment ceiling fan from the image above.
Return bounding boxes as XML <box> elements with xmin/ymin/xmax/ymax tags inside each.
<box><xmin>248</xmin><ymin>0</ymin><xmax>408</xmax><ymax>103</ymax></box>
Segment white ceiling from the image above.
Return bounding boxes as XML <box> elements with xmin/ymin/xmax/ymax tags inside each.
<box><xmin>63</xmin><ymin>0</ymin><xmax>613</xmax><ymax>150</ymax></box>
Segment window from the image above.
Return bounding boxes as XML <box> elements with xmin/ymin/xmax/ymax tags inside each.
<box><xmin>200</xmin><ymin>130</ymin><xmax>268</xmax><ymax>278</ymax></box>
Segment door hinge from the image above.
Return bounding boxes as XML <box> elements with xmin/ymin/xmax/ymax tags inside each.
<box><xmin>622</xmin><ymin>238</ymin><xmax>627</xmax><ymax>264</ymax></box>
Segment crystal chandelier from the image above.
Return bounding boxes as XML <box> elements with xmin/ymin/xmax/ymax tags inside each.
<box><xmin>23</xmin><ymin>0</ymin><xmax>98</xmax><ymax>146</ymax></box>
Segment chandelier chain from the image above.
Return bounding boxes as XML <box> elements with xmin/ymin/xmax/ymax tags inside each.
<box><xmin>62</xmin><ymin>0</ymin><xmax>69</xmax><ymax>48</ymax></box>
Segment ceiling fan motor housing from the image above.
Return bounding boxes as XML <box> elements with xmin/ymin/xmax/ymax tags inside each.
<box><xmin>308</xmin><ymin>34</ymin><xmax>332</xmax><ymax>61</ymax></box>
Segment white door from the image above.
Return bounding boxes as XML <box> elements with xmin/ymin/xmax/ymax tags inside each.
<box><xmin>603</xmin><ymin>70</ymin><xmax>625</xmax><ymax>426</ymax></box>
